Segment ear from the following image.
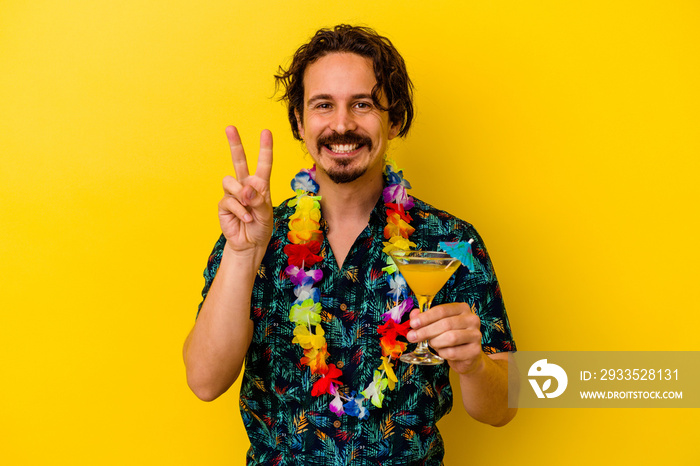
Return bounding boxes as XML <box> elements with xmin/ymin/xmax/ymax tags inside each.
<box><xmin>294</xmin><ymin>109</ymin><xmax>305</xmax><ymax>139</ymax></box>
<box><xmin>388</xmin><ymin>120</ymin><xmax>401</xmax><ymax>140</ymax></box>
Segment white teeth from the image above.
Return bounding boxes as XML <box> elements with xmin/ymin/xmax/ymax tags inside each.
<box><xmin>328</xmin><ymin>144</ymin><xmax>359</xmax><ymax>153</ymax></box>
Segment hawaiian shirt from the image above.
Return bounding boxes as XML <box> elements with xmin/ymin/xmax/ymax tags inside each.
<box><xmin>199</xmin><ymin>196</ymin><xmax>516</xmax><ymax>465</ymax></box>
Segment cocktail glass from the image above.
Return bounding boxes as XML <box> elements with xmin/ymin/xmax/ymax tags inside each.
<box><xmin>389</xmin><ymin>250</ymin><xmax>461</xmax><ymax>365</ymax></box>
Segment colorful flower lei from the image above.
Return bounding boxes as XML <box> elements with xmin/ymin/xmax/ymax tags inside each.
<box><xmin>285</xmin><ymin>158</ymin><xmax>416</xmax><ymax>419</ymax></box>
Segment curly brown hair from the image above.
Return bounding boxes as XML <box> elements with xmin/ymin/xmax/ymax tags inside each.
<box><xmin>275</xmin><ymin>25</ymin><xmax>414</xmax><ymax>141</ymax></box>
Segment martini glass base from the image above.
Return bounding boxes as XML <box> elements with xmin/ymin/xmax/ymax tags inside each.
<box><xmin>400</xmin><ymin>350</ymin><xmax>444</xmax><ymax>366</ymax></box>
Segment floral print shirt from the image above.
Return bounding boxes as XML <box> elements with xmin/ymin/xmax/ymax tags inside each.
<box><xmin>199</xmin><ymin>196</ymin><xmax>516</xmax><ymax>465</ymax></box>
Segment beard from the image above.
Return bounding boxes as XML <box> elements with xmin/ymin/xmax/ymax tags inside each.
<box><xmin>316</xmin><ymin>131</ymin><xmax>373</xmax><ymax>184</ymax></box>
<box><xmin>325</xmin><ymin>158</ymin><xmax>366</xmax><ymax>184</ymax></box>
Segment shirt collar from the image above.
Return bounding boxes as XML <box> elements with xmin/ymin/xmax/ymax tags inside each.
<box><xmin>368</xmin><ymin>193</ymin><xmax>388</xmax><ymax>233</ymax></box>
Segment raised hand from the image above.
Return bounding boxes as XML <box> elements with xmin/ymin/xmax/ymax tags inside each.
<box><xmin>218</xmin><ymin>126</ymin><xmax>274</xmax><ymax>254</ymax></box>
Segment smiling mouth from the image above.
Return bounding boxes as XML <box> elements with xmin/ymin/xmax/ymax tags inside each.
<box><xmin>326</xmin><ymin>143</ymin><xmax>361</xmax><ymax>154</ymax></box>
<box><xmin>317</xmin><ymin>132</ymin><xmax>372</xmax><ymax>156</ymax></box>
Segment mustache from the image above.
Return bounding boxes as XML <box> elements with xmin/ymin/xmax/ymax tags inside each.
<box><xmin>317</xmin><ymin>131</ymin><xmax>372</xmax><ymax>153</ymax></box>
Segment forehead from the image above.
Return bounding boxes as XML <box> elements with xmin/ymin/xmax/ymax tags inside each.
<box><xmin>303</xmin><ymin>53</ymin><xmax>377</xmax><ymax>101</ymax></box>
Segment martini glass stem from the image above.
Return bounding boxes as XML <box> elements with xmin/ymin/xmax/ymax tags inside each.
<box><xmin>414</xmin><ymin>295</ymin><xmax>436</xmax><ymax>357</ymax></box>
<box><xmin>399</xmin><ymin>293</ymin><xmax>444</xmax><ymax>365</ymax></box>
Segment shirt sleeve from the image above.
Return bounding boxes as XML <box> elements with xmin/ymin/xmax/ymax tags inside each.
<box><xmin>446</xmin><ymin>226</ymin><xmax>516</xmax><ymax>354</ymax></box>
<box><xmin>196</xmin><ymin>234</ymin><xmax>226</xmax><ymax>318</ymax></box>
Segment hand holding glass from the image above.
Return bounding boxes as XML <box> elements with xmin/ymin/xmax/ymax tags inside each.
<box><xmin>389</xmin><ymin>250</ymin><xmax>461</xmax><ymax>365</ymax></box>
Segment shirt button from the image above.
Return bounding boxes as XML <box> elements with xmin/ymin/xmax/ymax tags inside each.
<box><xmin>340</xmin><ymin>303</ymin><xmax>348</xmax><ymax>311</ymax></box>
<box><xmin>333</xmin><ymin>420</ymin><xmax>342</xmax><ymax>428</ymax></box>
<box><xmin>336</xmin><ymin>361</ymin><xmax>345</xmax><ymax>369</ymax></box>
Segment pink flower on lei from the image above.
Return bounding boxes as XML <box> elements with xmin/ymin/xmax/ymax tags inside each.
<box><xmin>382</xmin><ymin>184</ymin><xmax>414</xmax><ymax>210</ymax></box>
<box><xmin>285</xmin><ymin>265</ymin><xmax>323</xmax><ymax>286</ymax></box>
<box><xmin>381</xmin><ymin>296</ymin><xmax>414</xmax><ymax>323</ymax></box>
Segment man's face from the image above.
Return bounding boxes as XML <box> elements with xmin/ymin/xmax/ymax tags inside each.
<box><xmin>296</xmin><ymin>52</ymin><xmax>400</xmax><ymax>185</ymax></box>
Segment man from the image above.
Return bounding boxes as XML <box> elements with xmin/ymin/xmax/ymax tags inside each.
<box><xmin>184</xmin><ymin>25</ymin><xmax>516</xmax><ymax>465</ymax></box>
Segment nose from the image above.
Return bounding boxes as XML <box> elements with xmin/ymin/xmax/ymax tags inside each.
<box><xmin>330</xmin><ymin>106</ymin><xmax>357</xmax><ymax>134</ymax></box>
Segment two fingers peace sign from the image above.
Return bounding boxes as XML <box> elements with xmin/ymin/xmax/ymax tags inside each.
<box><xmin>218</xmin><ymin>126</ymin><xmax>274</xmax><ymax>253</ymax></box>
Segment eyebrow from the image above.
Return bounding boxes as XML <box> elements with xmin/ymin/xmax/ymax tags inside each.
<box><xmin>307</xmin><ymin>93</ymin><xmax>374</xmax><ymax>105</ymax></box>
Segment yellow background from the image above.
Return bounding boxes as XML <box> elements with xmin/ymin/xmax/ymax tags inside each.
<box><xmin>2</xmin><ymin>1</ymin><xmax>698</xmax><ymax>464</ymax></box>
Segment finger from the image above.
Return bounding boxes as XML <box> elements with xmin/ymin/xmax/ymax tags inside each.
<box><xmin>224</xmin><ymin>174</ymin><xmax>271</xmax><ymax>219</ymax></box>
<box><xmin>244</xmin><ymin>170</ymin><xmax>275</xmax><ymax>203</ymax></box>
<box><xmin>239</xmin><ymin>184</ymin><xmax>266</xmax><ymax>208</ymax></box>
<box><xmin>222</xmin><ymin>175</ymin><xmax>243</xmax><ymax>195</ymax></box>
<box><xmin>218</xmin><ymin>196</ymin><xmax>253</xmax><ymax>223</ymax></box>
<box><xmin>410</xmin><ymin>303</ymin><xmax>463</xmax><ymax>329</ymax></box>
<box><xmin>428</xmin><ymin>328</ymin><xmax>481</xmax><ymax>350</ymax></box>
<box><xmin>222</xmin><ymin>175</ymin><xmax>250</xmax><ymax>205</ymax></box>
<box><xmin>255</xmin><ymin>129</ymin><xmax>273</xmax><ymax>182</ymax></box>
<box><xmin>434</xmin><ymin>341</ymin><xmax>483</xmax><ymax>368</ymax></box>
<box><xmin>409</xmin><ymin>312</ymin><xmax>479</xmax><ymax>343</ymax></box>
<box><xmin>408</xmin><ymin>316</ymin><xmax>455</xmax><ymax>343</ymax></box>
<box><xmin>225</xmin><ymin>126</ymin><xmax>250</xmax><ymax>181</ymax></box>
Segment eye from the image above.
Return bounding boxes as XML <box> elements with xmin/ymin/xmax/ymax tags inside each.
<box><xmin>315</xmin><ymin>102</ymin><xmax>331</xmax><ymax>109</ymax></box>
<box><xmin>355</xmin><ymin>101</ymin><xmax>372</xmax><ymax>109</ymax></box>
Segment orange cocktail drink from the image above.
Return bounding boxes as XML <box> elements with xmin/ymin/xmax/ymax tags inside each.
<box><xmin>397</xmin><ymin>262</ymin><xmax>461</xmax><ymax>299</ymax></box>
<box><xmin>389</xmin><ymin>250</ymin><xmax>461</xmax><ymax>365</ymax></box>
